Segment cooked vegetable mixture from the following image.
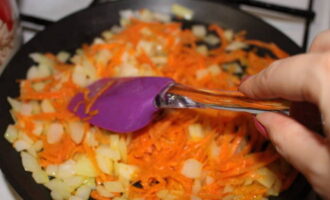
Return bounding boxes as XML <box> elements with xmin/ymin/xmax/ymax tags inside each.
<box><xmin>4</xmin><ymin>7</ymin><xmax>296</xmax><ymax>200</ymax></box>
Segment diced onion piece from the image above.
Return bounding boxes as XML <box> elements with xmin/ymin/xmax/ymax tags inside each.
<box><xmin>208</xmin><ymin>64</ymin><xmax>221</xmax><ymax>76</ymax></box>
<box><xmin>14</xmin><ymin>140</ymin><xmax>31</xmax><ymax>151</ymax></box>
<box><xmin>117</xmin><ymin>63</ymin><xmax>140</xmax><ymax>77</ymax></box>
<box><xmin>32</xmin><ymin>170</ymin><xmax>49</xmax><ymax>184</ymax></box>
<box><xmin>21</xmin><ymin>151</ymin><xmax>40</xmax><ymax>172</ymax></box>
<box><xmin>46</xmin><ymin>178</ymin><xmax>72</xmax><ymax>200</ymax></box>
<box><xmin>156</xmin><ymin>190</ymin><xmax>177</xmax><ymax>200</ymax></box>
<box><xmin>226</xmin><ymin>41</ymin><xmax>247</xmax><ymax>51</ymax></box>
<box><xmin>256</xmin><ymin>167</ymin><xmax>278</xmax><ymax>189</ymax></box>
<box><xmin>47</xmin><ymin>122</ymin><xmax>64</xmax><ymax>144</ymax></box>
<box><xmin>57</xmin><ymin>51</ymin><xmax>71</xmax><ymax>63</ymax></box>
<box><xmin>46</xmin><ymin>164</ymin><xmax>59</xmax><ymax>177</ymax></box>
<box><xmin>58</xmin><ymin>160</ymin><xmax>76</xmax><ymax>179</ymax></box>
<box><xmin>96</xmin><ymin>185</ymin><xmax>114</xmax><ymax>198</ymax></box>
<box><xmin>74</xmin><ymin>154</ymin><xmax>98</xmax><ymax>177</ymax></box>
<box><xmin>63</xmin><ymin>176</ymin><xmax>85</xmax><ymax>190</ymax></box>
<box><xmin>75</xmin><ymin>185</ymin><xmax>92</xmax><ymax>200</ymax></box>
<box><xmin>41</xmin><ymin>99</ymin><xmax>55</xmax><ymax>113</ymax></box>
<box><xmin>68</xmin><ymin>121</ymin><xmax>85</xmax><ymax>144</ymax></box>
<box><xmin>204</xmin><ymin>34</ymin><xmax>220</xmax><ymax>45</ymax></box>
<box><xmin>192</xmin><ymin>25</ymin><xmax>207</xmax><ymax>38</ymax></box>
<box><xmin>96</xmin><ymin>150</ymin><xmax>113</xmax><ymax>175</ymax></box>
<box><xmin>171</xmin><ymin>4</ymin><xmax>194</xmax><ymax>20</ymax></box>
<box><xmin>32</xmin><ymin>121</ymin><xmax>43</xmax><ymax>136</ymax></box>
<box><xmin>115</xmin><ymin>163</ymin><xmax>137</xmax><ymax>181</ymax></box>
<box><xmin>97</xmin><ymin>145</ymin><xmax>121</xmax><ymax>161</ymax></box>
<box><xmin>224</xmin><ymin>30</ymin><xmax>234</xmax><ymax>41</ymax></box>
<box><xmin>196</xmin><ymin>69</ymin><xmax>209</xmax><ymax>80</ymax></box>
<box><xmin>104</xmin><ymin>181</ymin><xmax>125</xmax><ymax>193</ymax></box>
<box><xmin>21</xmin><ymin>103</ymin><xmax>33</xmax><ymax>115</ymax></box>
<box><xmin>268</xmin><ymin>178</ymin><xmax>282</xmax><ymax>196</ymax></box>
<box><xmin>188</xmin><ymin>124</ymin><xmax>204</xmax><ymax>141</ymax></box>
<box><xmin>181</xmin><ymin>159</ymin><xmax>203</xmax><ymax>179</ymax></box>
<box><xmin>32</xmin><ymin>82</ymin><xmax>46</xmax><ymax>91</ymax></box>
<box><xmin>4</xmin><ymin>125</ymin><xmax>18</xmax><ymax>143</ymax></box>
<box><xmin>196</xmin><ymin>45</ymin><xmax>208</xmax><ymax>56</ymax></box>
<box><xmin>7</xmin><ymin>97</ymin><xmax>21</xmax><ymax>111</ymax></box>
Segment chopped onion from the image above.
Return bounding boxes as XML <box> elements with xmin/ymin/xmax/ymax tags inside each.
<box><xmin>171</xmin><ymin>4</ymin><xmax>194</xmax><ymax>20</ymax></box>
<box><xmin>96</xmin><ymin>185</ymin><xmax>114</xmax><ymax>198</ymax></box>
<box><xmin>192</xmin><ymin>25</ymin><xmax>207</xmax><ymax>38</ymax></box>
<box><xmin>14</xmin><ymin>140</ymin><xmax>31</xmax><ymax>151</ymax></box>
<box><xmin>57</xmin><ymin>51</ymin><xmax>71</xmax><ymax>63</ymax></box>
<box><xmin>204</xmin><ymin>34</ymin><xmax>220</xmax><ymax>45</ymax></box>
<box><xmin>196</xmin><ymin>45</ymin><xmax>208</xmax><ymax>56</ymax></box>
<box><xmin>68</xmin><ymin>121</ymin><xmax>85</xmax><ymax>144</ymax></box>
<box><xmin>115</xmin><ymin>163</ymin><xmax>137</xmax><ymax>181</ymax></box>
<box><xmin>188</xmin><ymin>124</ymin><xmax>204</xmax><ymax>141</ymax></box>
<box><xmin>208</xmin><ymin>64</ymin><xmax>221</xmax><ymax>76</ymax></box>
<box><xmin>46</xmin><ymin>164</ymin><xmax>59</xmax><ymax>177</ymax></box>
<box><xmin>75</xmin><ymin>185</ymin><xmax>92</xmax><ymax>200</ymax></box>
<box><xmin>32</xmin><ymin>170</ymin><xmax>49</xmax><ymax>184</ymax></box>
<box><xmin>4</xmin><ymin>125</ymin><xmax>18</xmax><ymax>143</ymax></box>
<box><xmin>104</xmin><ymin>181</ymin><xmax>125</xmax><ymax>193</ymax></box>
<box><xmin>226</xmin><ymin>41</ymin><xmax>248</xmax><ymax>51</ymax></box>
<box><xmin>74</xmin><ymin>154</ymin><xmax>98</xmax><ymax>177</ymax></box>
<box><xmin>41</xmin><ymin>99</ymin><xmax>55</xmax><ymax>113</ymax></box>
<box><xmin>58</xmin><ymin>160</ymin><xmax>76</xmax><ymax>179</ymax></box>
<box><xmin>181</xmin><ymin>159</ymin><xmax>203</xmax><ymax>179</ymax></box>
<box><xmin>21</xmin><ymin>151</ymin><xmax>40</xmax><ymax>172</ymax></box>
<box><xmin>47</xmin><ymin>122</ymin><xmax>64</xmax><ymax>144</ymax></box>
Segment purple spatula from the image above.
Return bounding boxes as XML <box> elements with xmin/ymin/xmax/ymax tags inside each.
<box><xmin>68</xmin><ymin>77</ymin><xmax>289</xmax><ymax>133</ymax></box>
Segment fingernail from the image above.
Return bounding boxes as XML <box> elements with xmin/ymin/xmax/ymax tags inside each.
<box><xmin>253</xmin><ymin>116</ymin><xmax>269</xmax><ymax>138</ymax></box>
<box><xmin>239</xmin><ymin>75</ymin><xmax>252</xmax><ymax>87</ymax></box>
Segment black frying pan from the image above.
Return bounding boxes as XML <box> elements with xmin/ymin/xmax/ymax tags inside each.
<box><xmin>0</xmin><ymin>0</ymin><xmax>310</xmax><ymax>199</ymax></box>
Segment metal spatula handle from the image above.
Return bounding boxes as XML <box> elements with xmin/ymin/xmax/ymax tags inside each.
<box><xmin>156</xmin><ymin>83</ymin><xmax>290</xmax><ymax>115</ymax></box>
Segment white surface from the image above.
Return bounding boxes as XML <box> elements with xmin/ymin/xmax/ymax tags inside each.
<box><xmin>2</xmin><ymin>0</ymin><xmax>330</xmax><ymax>200</ymax></box>
<box><xmin>19</xmin><ymin>0</ymin><xmax>92</xmax><ymax>21</ymax></box>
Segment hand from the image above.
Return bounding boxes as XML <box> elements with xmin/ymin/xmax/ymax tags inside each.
<box><xmin>239</xmin><ymin>30</ymin><xmax>330</xmax><ymax>200</ymax></box>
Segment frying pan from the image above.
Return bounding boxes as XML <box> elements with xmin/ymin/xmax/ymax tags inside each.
<box><xmin>0</xmin><ymin>0</ymin><xmax>311</xmax><ymax>199</ymax></box>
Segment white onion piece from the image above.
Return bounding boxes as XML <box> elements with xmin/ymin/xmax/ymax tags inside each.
<box><xmin>204</xmin><ymin>34</ymin><xmax>220</xmax><ymax>46</ymax></box>
<box><xmin>47</xmin><ymin>122</ymin><xmax>64</xmax><ymax>144</ymax></box>
<box><xmin>181</xmin><ymin>159</ymin><xmax>203</xmax><ymax>179</ymax></box>
<box><xmin>32</xmin><ymin>170</ymin><xmax>49</xmax><ymax>184</ymax></box>
<box><xmin>41</xmin><ymin>99</ymin><xmax>55</xmax><ymax>113</ymax></box>
<box><xmin>171</xmin><ymin>4</ymin><xmax>194</xmax><ymax>20</ymax></box>
<box><xmin>14</xmin><ymin>140</ymin><xmax>31</xmax><ymax>151</ymax></box>
<box><xmin>46</xmin><ymin>164</ymin><xmax>59</xmax><ymax>177</ymax></box>
<box><xmin>68</xmin><ymin>121</ymin><xmax>85</xmax><ymax>144</ymax></box>
<box><xmin>21</xmin><ymin>151</ymin><xmax>40</xmax><ymax>172</ymax></box>
<box><xmin>192</xmin><ymin>25</ymin><xmax>207</xmax><ymax>38</ymax></box>
<box><xmin>188</xmin><ymin>124</ymin><xmax>204</xmax><ymax>141</ymax></box>
<box><xmin>57</xmin><ymin>51</ymin><xmax>71</xmax><ymax>63</ymax></box>
<box><xmin>75</xmin><ymin>185</ymin><xmax>92</xmax><ymax>200</ymax></box>
<box><xmin>96</xmin><ymin>185</ymin><xmax>114</xmax><ymax>198</ymax></box>
<box><xmin>58</xmin><ymin>160</ymin><xmax>76</xmax><ymax>179</ymax></box>
<box><xmin>104</xmin><ymin>181</ymin><xmax>125</xmax><ymax>193</ymax></box>
<box><xmin>4</xmin><ymin>125</ymin><xmax>18</xmax><ymax>143</ymax></box>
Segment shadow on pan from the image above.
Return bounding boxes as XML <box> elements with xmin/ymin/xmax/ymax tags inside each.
<box><xmin>0</xmin><ymin>0</ymin><xmax>309</xmax><ymax>199</ymax></box>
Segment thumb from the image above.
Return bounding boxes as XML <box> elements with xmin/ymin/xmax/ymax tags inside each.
<box><xmin>255</xmin><ymin>112</ymin><xmax>330</xmax><ymax>197</ymax></box>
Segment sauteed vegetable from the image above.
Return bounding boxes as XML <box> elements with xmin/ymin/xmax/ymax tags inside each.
<box><xmin>4</xmin><ymin>7</ymin><xmax>295</xmax><ymax>200</ymax></box>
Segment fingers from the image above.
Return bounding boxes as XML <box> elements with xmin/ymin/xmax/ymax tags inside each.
<box><xmin>309</xmin><ymin>30</ymin><xmax>330</xmax><ymax>52</ymax></box>
<box><xmin>255</xmin><ymin>112</ymin><xmax>330</xmax><ymax>198</ymax></box>
<box><xmin>239</xmin><ymin>52</ymin><xmax>330</xmax><ymax>104</ymax></box>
